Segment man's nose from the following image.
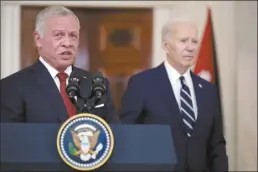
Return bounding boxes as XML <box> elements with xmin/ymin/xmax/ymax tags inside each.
<box><xmin>61</xmin><ymin>36</ymin><xmax>72</xmax><ymax>47</ymax></box>
<box><xmin>186</xmin><ymin>48</ymin><xmax>194</xmax><ymax>53</ymax></box>
<box><xmin>186</xmin><ymin>43</ymin><xmax>196</xmax><ymax>52</ymax></box>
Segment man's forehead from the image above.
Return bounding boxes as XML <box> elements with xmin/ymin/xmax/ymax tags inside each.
<box><xmin>45</xmin><ymin>15</ymin><xmax>79</xmax><ymax>29</ymax></box>
<box><xmin>173</xmin><ymin>22</ymin><xmax>197</xmax><ymax>31</ymax></box>
<box><xmin>172</xmin><ymin>22</ymin><xmax>198</xmax><ymax>37</ymax></box>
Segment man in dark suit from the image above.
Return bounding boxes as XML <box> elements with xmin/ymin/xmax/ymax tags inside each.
<box><xmin>1</xmin><ymin>6</ymin><xmax>119</xmax><ymax>124</ymax></box>
<box><xmin>120</xmin><ymin>17</ymin><xmax>228</xmax><ymax>171</ymax></box>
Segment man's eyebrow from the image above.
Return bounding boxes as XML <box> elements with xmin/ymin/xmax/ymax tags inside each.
<box><xmin>51</xmin><ymin>30</ymin><xmax>79</xmax><ymax>35</ymax></box>
<box><xmin>70</xmin><ymin>31</ymin><xmax>79</xmax><ymax>34</ymax></box>
<box><xmin>52</xmin><ymin>30</ymin><xmax>63</xmax><ymax>33</ymax></box>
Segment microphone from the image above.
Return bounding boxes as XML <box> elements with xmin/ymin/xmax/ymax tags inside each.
<box><xmin>66</xmin><ymin>70</ymin><xmax>106</xmax><ymax>113</ymax></box>
<box><xmin>91</xmin><ymin>72</ymin><xmax>106</xmax><ymax>99</ymax></box>
<box><xmin>66</xmin><ymin>72</ymin><xmax>80</xmax><ymax>104</ymax></box>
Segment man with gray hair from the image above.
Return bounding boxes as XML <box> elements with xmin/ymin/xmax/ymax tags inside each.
<box><xmin>120</xmin><ymin>17</ymin><xmax>228</xmax><ymax>171</ymax></box>
<box><xmin>1</xmin><ymin>6</ymin><xmax>120</xmax><ymax>123</ymax></box>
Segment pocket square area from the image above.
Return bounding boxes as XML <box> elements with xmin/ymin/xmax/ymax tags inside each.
<box><xmin>95</xmin><ymin>103</ymin><xmax>104</xmax><ymax>108</ymax></box>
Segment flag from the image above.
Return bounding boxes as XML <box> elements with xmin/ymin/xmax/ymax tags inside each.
<box><xmin>194</xmin><ymin>7</ymin><xmax>217</xmax><ymax>84</ymax></box>
<box><xmin>194</xmin><ymin>7</ymin><xmax>223</xmax><ymax>127</ymax></box>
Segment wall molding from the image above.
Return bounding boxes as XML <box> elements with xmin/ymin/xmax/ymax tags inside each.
<box><xmin>2</xmin><ymin>1</ymin><xmax>177</xmax><ymax>8</ymax></box>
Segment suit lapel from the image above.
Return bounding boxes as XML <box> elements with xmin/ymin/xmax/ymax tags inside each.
<box><xmin>156</xmin><ymin>64</ymin><xmax>207</xmax><ymax>136</ymax></box>
<box><xmin>29</xmin><ymin>60</ymin><xmax>68</xmax><ymax>123</ymax></box>
<box><xmin>191</xmin><ymin>72</ymin><xmax>206</xmax><ymax>136</ymax></box>
<box><xmin>156</xmin><ymin>64</ymin><xmax>185</xmax><ymax>134</ymax></box>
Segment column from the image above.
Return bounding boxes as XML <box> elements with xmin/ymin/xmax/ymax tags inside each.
<box><xmin>1</xmin><ymin>2</ymin><xmax>21</xmax><ymax>79</ymax></box>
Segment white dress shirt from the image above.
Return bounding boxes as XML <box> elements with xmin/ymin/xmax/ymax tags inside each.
<box><xmin>164</xmin><ymin>60</ymin><xmax>198</xmax><ymax>119</ymax></box>
<box><xmin>39</xmin><ymin>57</ymin><xmax>72</xmax><ymax>91</ymax></box>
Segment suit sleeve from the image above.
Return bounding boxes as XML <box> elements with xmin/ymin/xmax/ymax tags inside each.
<box><xmin>103</xmin><ymin>79</ymin><xmax>120</xmax><ymax>124</ymax></box>
<box><xmin>120</xmin><ymin>76</ymin><xmax>143</xmax><ymax>124</ymax></box>
<box><xmin>208</xmin><ymin>87</ymin><xmax>229</xmax><ymax>171</ymax></box>
<box><xmin>0</xmin><ymin>79</ymin><xmax>25</xmax><ymax>122</ymax></box>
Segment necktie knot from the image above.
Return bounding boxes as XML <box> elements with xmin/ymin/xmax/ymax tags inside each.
<box><xmin>179</xmin><ymin>76</ymin><xmax>186</xmax><ymax>86</ymax></box>
<box><xmin>57</xmin><ymin>72</ymin><xmax>68</xmax><ymax>82</ymax></box>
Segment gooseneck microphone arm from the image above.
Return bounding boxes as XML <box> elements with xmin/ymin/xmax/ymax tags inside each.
<box><xmin>82</xmin><ymin>73</ymin><xmax>106</xmax><ymax>113</ymax></box>
<box><xmin>66</xmin><ymin>76</ymin><xmax>81</xmax><ymax>113</ymax></box>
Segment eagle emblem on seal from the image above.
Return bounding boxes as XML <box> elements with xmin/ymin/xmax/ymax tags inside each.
<box><xmin>69</xmin><ymin>124</ymin><xmax>104</xmax><ymax>161</ymax></box>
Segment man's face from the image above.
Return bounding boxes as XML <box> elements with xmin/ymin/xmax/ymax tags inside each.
<box><xmin>34</xmin><ymin>14</ymin><xmax>80</xmax><ymax>71</ymax></box>
<box><xmin>163</xmin><ymin>22</ymin><xmax>199</xmax><ymax>72</ymax></box>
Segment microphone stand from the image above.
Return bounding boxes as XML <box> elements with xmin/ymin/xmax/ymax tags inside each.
<box><xmin>75</xmin><ymin>96</ymin><xmax>98</xmax><ymax>114</ymax></box>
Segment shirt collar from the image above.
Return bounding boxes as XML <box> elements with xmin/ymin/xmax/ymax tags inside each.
<box><xmin>39</xmin><ymin>56</ymin><xmax>72</xmax><ymax>78</ymax></box>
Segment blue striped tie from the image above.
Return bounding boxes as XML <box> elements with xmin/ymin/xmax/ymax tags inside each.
<box><xmin>179</xmin><ymin>76</ymin><xmax>196</xmax><ymax>137</ymax></box>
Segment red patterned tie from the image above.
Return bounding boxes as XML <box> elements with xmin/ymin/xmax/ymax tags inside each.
<box><xmin>57</xmin><ymin>72</ymin><xmax>76</xmax><ymax>117</ymax></box>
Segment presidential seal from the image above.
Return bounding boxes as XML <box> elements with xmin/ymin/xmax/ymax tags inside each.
<box><xmin>57</xmin><ymin>113</ymin><xmax>114</xmax><ymax>171</ymax></box>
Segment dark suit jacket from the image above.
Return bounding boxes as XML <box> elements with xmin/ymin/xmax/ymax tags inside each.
<box><xmin>120</xmin><ymin>63</ymin><xmax>228</xmax><ymax>172</ymax></box>
<box><xmin>1</xmin><ymin>60</ymin><xmax>120</xmax><ymax>124</ymax></box>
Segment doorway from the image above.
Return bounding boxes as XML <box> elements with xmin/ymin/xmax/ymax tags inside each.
<box><xmin>20</xmin><ymin>6</ymin><xmax>153</xmax><ymax>111</ymax></box>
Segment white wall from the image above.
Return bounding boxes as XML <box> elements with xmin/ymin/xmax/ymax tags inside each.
<box><xmin>235</xmin><ymin>1</ymin><xmax>257</xmax><ymax>171</ymax></box>
<box><xmin>1</xmin><ymin>1</ymin><xmax>257</xmax><ymax>171</ymax></box>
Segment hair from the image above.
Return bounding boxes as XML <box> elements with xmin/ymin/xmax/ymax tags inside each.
<box><xmin>161</xmin><ymin>16</ymin><xmax>197</xmax><ymax>42</ymax></box>
<box><xmin>35</xmin><ymin>6</ymin><xmax>80</xmax><ymax>37</ymax></box>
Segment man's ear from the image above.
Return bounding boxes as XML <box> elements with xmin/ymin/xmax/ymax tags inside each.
<box><xmin>162</xmin><ymin>40</ymin><xmax>169</xmax><ymax>54</ymax></box>
<box><xmin>33</xmin><ymin>32</ymin><xmax>42</xmax><ymax>48</ymax></box>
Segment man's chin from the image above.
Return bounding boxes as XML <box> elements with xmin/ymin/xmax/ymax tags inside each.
<box><xmin>60</xmin><ymin>57</ymin><xmax>75</xmax><ymax>63</ymax></box>
<box><xmin>184</xmin><ymin>58</ymin><xmax>196</xmax><ymax>65</ymax></box>
<box><xmin>56</xmin><ymin>61</ymin><xmax>74</xmax><ymax>71</ymax></box>
<box><xmin>181</xmin><ymin>62</ymin><xmax>193</xmax><ymax>68</ymax></box>
<box><xmin>60</xmin><ymin>55</ymin><xmax>74</xmax><ymax>60</ymax></box>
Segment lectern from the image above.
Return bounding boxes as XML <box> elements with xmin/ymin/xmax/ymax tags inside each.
<box><xmin>1</xmin><ymin>123</ymin><xmax>177</xmax><ymax>171</ymax></box>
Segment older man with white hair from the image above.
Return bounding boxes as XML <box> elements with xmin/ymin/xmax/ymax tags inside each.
<box><xmin>120</xmin><ymin>17</ymin><xmax>228</xmax><ymax>171</ymax></box>
<box><xmin>1</xmin><ymin>6</ymin><xmax>120</xmax><ymax>124</ymax></box>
